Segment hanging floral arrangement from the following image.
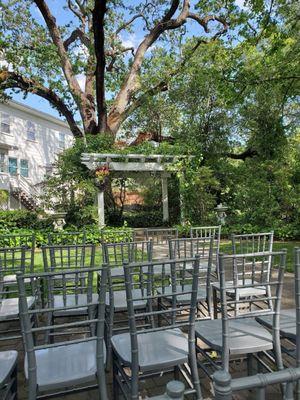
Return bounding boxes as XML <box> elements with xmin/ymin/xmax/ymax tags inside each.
<box><xmin>94</xmin><ymin>164</ymin><xmax>110</xmax><ymax>190</ymax></box>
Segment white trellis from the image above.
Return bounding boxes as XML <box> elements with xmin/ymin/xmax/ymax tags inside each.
<box><xmin>81</xmin><ymin>153</ymin><xmax>192</xmax><ymax>227</ymax></box>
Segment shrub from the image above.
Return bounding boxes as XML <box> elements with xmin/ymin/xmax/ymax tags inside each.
<box><xmin>0</xmin><ymin>210</ymin><xmax>54</xmax><ymax>230</ymax></box>
<box><xmin>123</xmin><ymin>210</ymin><xmax>166</xmax><ymax>228</ymax></box>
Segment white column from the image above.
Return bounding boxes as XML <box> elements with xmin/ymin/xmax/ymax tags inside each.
<box><xmin>97</xmin><ymin>190</ymin><xmax>105</xmax><ymax>227</ymax></box>
<box><xmin>161</xmin><ymin>173</ymin><xmax>169</xmax><ymax>223</ymax></box>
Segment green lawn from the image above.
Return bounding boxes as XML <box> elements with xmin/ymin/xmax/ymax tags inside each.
<box><xmin>33</xmin><ymin>247</ymin><xmax>104</xmax><ymax>272</ymax></box>
<box><xmin>220</xmin><ymin>240</ymin><xmax>300</xmax><ymax>272</ymax></box>
<box><xmin>32</xmin><ymin>240</ymin><xmax>300</xmax><ymax>274</ymax></box>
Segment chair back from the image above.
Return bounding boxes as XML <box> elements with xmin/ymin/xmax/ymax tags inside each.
<box><xmin>124</xmin><ymin>257</ymin><xmax>200</xmax><ymax>383</ymax></box>
<box><xmin>102</xmin><ymin>240</ymin><xmax>153</xmax><ymax>267</ymax></box>
<box><xmin>294</xmin><ymin>248</ymin><xmax>300</xmax><ymax>372</ymax></box>
<box><xmin>169</xmin><ymin>236</ymin><xmax>213</xmax><ymax>260</ymax></box>
<box><xmin>231</xmin><ymin>232</ymin><xmax>273</xmax><ymax>254</ymax></box>
<box><xmin>17</xmin><ymin>266</ymin><xmax>108</xmax><ymax>399</ymax></box>
<box><xmin>190</xmin><ymin>225</ymin><xmax>221</xmax><ymax>239</ymax></box>
<box><xmin>41</xmin><ymin>244</ymin><xmax>96</xmax><ymax>297</ymax></box>
<box><xmin>42</xmin><ymin>244</ymin><xmax>95</xmax><ymax>272</ymax></box>
<box><xmin>218</xmin><ymin>251</ymin><xmax>286</xmax><ymax>372</ymax></box>
<box><xmin>0</xmin><ymin>246</ymin><xmax>27</xmax><ymax>298</ymax></box>
<box><xmin>213</xmin><ymin>248</ymin><xmax>298</xmax><ymax>399</ymax></box>
<box><xmin>47</xmin><ymin>231</ymin><xmax>86</xmax><ymax>245</ymax></box>
<box><xmin>168</xmin><ymin>237</ymin><xmax>214</xmax><ymax>319</ymax></box>
<box><xmin>145</xmin><ymin>228</ymin><xmax>178</xmax><ymax>245</ymax></box>
<box><xmin>100</xmin><ymin>229</ymin><xmax>135</xmax><ymax>243</ymax></box>
<box><xmin>0</xmin><ymin>233</ymin><xmax>35</xmax><ymax>273</ymax></box>
<box><xmin>190</xmin><ymin>226</ymin><xmax>221</xmax><ymax>273</ymax></box>
<box><xmin>124</xmin><ymin>256</ymin><xmax>200</xmax><ymax>328</ymax></box>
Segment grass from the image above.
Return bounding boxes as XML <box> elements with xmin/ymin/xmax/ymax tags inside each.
<box><xmin>220</xmin><ymin>240</ymin><xmax>300</xmax><ymax>272</ymax></box>
<box><xmin>32</xmin><ymin>247</ymin><xmax>104</xmax><ymax>273</ymax></box>
<box><xmin>32</xmin><ymin>240</ymin><xmax>300</xmax><ymax>274</ymax></box>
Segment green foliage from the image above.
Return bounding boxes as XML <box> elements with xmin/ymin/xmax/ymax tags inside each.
<box><xmin>122</xmin><ymin>210</ymin><xmax>165</xmax><ymax>228</ymax></box>
<box><xmin>4</xmin><ymin>0</ymin><xmax>298</xmax><ymax>236</ymax></box>
<box><xmin>42</xmin><ymin>134</ymin><xmax>114</xmax><ymax>226</ymax></box>
<box><xmin>0</xmin><ymin>210</ymin><xmax>53</xmax><ymax>230</ymax></box>
<box><xmin>0</xmin><ymin>190</ymin><xmax>8</xmax><ymax>206</ymax></box>
<box><xmin>168</xmin><ymin>158</ymin><xmax>219</xmax><ymax>225</ymax></box>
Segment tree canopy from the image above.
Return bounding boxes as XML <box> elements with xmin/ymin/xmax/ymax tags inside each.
<box><xmin>1</xmin><ymin>0</ymin><xmax>294</xmax><ymax>139</ymax></box>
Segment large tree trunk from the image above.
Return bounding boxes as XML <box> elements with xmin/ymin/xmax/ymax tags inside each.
<box><xmin>81</xmin><ymin>101</ymin><xmax>98</xmax><ymax>135</ymax></box>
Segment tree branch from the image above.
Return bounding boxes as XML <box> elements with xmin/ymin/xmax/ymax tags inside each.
<box><xmin>64</xmin><ymin>28</ymin><xmax>91</xmax><ymax>50</ymax></box>
<box><xmin>34</xmin><ymin>0</ymin><xmax>83</xmax><ymax>97</ymax></box>
<box><xmin>0</xmin><ymin>70</ymin><xmax>83</xmax><ymax>138</ymax></box>
<box><xmin>226</xmin><ymin>148</ymin><xmax>258</xmax><ymax>160</ymax></box>
<box><xmin>67</xmin><ymin>0</ymin><xmax>84</xmax><ymax>23</ymax></box>
<box><xmin>187</xmin><ymin>14</ymin><xmax>229</xmax><ymax>37</ymax></box>
<box><xmin>34</xmin><ymin>0</ymin><xmax>97</xmax><ymax>134</ymax></box>
<box><xmin>106</xmin><ymin>47</ymin><xmax>135</xmax><ymax>72</ymax></box>
<box><xmin>122</xmin><ymin>38</ymin><xmax>211</xmax><ymax>119</ymax></box>
<box><xmin>115</xmin><ymin>14</ymin><xmax>150</xmax><ymax>35</ymax></box>
<box><xmin>108</xmin><ymin>0</ymin><xmax>229</xmax><ymax>134</ymax></box>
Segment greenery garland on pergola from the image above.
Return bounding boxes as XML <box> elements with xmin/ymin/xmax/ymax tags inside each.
<box><xmin>81</xmin><ymin>152</ymin><xmax>193</xmax><ymax>227</ymax></box>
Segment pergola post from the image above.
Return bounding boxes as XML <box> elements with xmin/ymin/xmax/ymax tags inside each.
<box><xmin>97</xmin><ymin>190</ymin><xmax>105</xmax><ymax>227</ymax></box>
<box><xmin>161</xmin><ymin>173</ymin><xmax>169</xmax><ymax>222</ymax></box>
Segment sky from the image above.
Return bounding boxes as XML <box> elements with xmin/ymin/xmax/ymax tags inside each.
<box><xmin>6</xmin><ymin>0</ymin><xmax>247</xmax><ymax>123</ymax></box>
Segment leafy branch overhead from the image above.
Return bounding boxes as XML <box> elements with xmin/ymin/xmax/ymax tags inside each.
<box><xmin>0</xmin><ymin>0</ymin><xmax>230</xmax><ymax>137</ymax></box>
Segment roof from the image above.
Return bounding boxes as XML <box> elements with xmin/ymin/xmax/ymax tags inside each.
<box><xmin>0</xmin><ymin>100</ymin><xmax>70</xmax><ymax>130</ymax></box>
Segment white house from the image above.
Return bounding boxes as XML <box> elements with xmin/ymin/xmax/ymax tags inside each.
<box><xmin>0</xmin><ymin>100</ymin><xmax>74</xmax><ymax>210</ymax></box>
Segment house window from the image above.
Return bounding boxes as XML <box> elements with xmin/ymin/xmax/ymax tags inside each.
<box><xmin>27</xmin><ymin>121</ymin><xmax>36</xmax><ymax>141</ymax></box>
<box><xmin>20</xmin><ymin>159</ymin><xmax>29</xmax><ymax>177</ymax></box>
<box><xmin>1</xmin><ymin>113</ymin><xmax>10</xmax><ymax>135</ymax></box>
<box><xmin>8</xmin><ymin>157</ymin><xmax>17</xmax><ymax>176</ymax></box>
<box><xmin>0</xmin><ymin>153</ymin><xmax>5</xmax><ymax>173</ymax></box>
<box><xmin>58</xmin><ymin>132</ymin><xmax>65</xmax><ymax>149</ymax></box>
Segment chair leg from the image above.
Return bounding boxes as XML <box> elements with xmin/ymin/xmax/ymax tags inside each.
<box><xmin>112</xmin><ymin>351</ymin><xmax>120</xmax><ymax>400</ymax></box>
<box><xmin>12</xmin><ymin>363</ymin><xmax>18</xmax><ymax>400</ymax></box>
<box><xmin>105</xmin><ymin>307</ymin><xmax>114</xmax><ymax>372</ymax></box>
<box><xmin>247</xmin><ymin>353</ymin><xmax>254</xmax><ymax>376</ymax></box>
<box><xmin>256</xmin><ymin>387</ymin><xmax>265</xmax><ymax>400</ymax></box>
<box><xmin>157</xmin><ymin>297</ymin><xmax>162</xmax><ymax>326</ymax></box>
<box><xmin>257</xmin><ymin>352</ymin><xmax>263</xmax><ymax>373</ymax></box>
<box><xmin>296</xmin><ymin>378</ymin><xmax>300</xmax><ymax>400</ymax></box>
<box><xmin>189</xmin><ymin>347</ymin><xmax>203</xmax><ymax>400</ymax></box>
<box><xmin>174</xmin><ymin>366</ymin><xmax>180</xmax><ymax>380</ymax></box>
<box><xmin>207</xmin><ymin>287</ymin><xmax>213</xmax><ymax>320</ymax></box>
<box><xmin>213</xmin><ymin>288</ymin><xmax>218</xmax><ymax>319</ymax></box>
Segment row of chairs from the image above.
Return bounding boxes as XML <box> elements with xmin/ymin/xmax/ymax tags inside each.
<box><xmin>2</xmin><ymin>228</ymin><xmax>295</xmax><ymax>400</ymax></box>
<box><xmin>2</xmin><ymin>247</ymin><xmax>299</xmax><ymax>399</ymax></box>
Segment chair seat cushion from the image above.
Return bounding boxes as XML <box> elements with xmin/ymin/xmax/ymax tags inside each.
<box><xmin>52</xmin><ymin>294</ymin><xmax>98</xmax><ymax>316</ymax></box>
<box><xmin>110</xmin><ymin>267</ymin><xmax>124</xmax><ymax>278</ymax></box>
<box><xmin>195</xmin><ymin>318</ymin><xmax>273</xmax><ymax>355</ymax></box>
<box><xmin>0</xmin><ymin>297</ymin><xmax>35</xmax><ymax>320</ymax></box>
<box><xmin>212</xmin><ymin>279</ymin><xmax>266</xmax><ymax>297</ymax></box>
<box><xmin>186</xmin><ymin>260</ymin><xmax>216</xmax><ymax>271</ymax></box>
<box><xmin>24</xmin><ymin>340</ymin><xmax>106</xmax><ymax>391</ymax></box>
<box><xmin>256</xmin><ymin>309</ymin><xmax>296</xmax><ymax>340</ymax></box>
<box><xmin>111</xmin><ymin>328</ymin><xmax>188</xmax><ymax>372</ymax></box>
<box><xmin>157</xmin><ymin>285</ymin><xmax>207</xmax><ymax>304</ymax></box>
<box><xmin>0</xmin><ymin>350</ymin><xmax>18</xmax><ymax>384</ymax></box>
<box><xmin>3</xmin><ymin>275</ymin><xmax>32</xmax><ymax>285</ymax></box>
<box><xmin>105</xmin><ymin>289</ymin><xmax>146</xmax><ymax>311</ymax></box>
<box><xmin>152</xmin><ymin>261</ymin><xmax>215</xmax><ymax>276</ymax></box>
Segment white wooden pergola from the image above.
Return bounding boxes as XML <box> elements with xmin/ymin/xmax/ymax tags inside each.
<box><xmin>81</xmin><ymin>153</ymin><xmax>192</xmax><ymax>227</ymax></box>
